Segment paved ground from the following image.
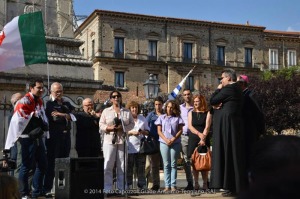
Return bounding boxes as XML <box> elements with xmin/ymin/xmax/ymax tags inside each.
<box><xmin>104</xmin><ymin>170</ymin><xmax>234</xmax><ymax>199</ymax></box>
<box><xmin>47</xmin><ymin>169</ymin><xmax>234</xmax><ymax>199</ymax></box>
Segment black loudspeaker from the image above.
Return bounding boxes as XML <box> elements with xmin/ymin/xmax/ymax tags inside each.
<box><xmin>55</xmin><ymin>157</ymin><xmax>104</xmax><ymax>199</ymax></box>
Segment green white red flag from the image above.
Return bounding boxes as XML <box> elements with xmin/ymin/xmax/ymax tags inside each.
<box><xmin>0</xmin><ymin>11</ymin><xmax>47</xmax><ymax>71</ymax></box>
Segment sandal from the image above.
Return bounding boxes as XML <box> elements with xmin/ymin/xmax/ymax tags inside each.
<box><xmin>163</xmin><ymin>187</ymin><xmax>171</xmax><ymax>192</ymax></box>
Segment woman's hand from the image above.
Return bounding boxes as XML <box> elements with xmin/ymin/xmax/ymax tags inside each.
<box><xmin>198</xmin><ymin>132</ymin><xmax>206</xmax><ymax>140</ymax></box>
<box><xmin>198</xmin><ymin>140</ymin><xmax>206</xmax><ymax>146</ymax></box>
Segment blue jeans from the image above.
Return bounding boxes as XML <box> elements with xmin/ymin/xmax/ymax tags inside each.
<box><xmin>160</xmin><ymin>142</ymin><xmax>181</xmax><ymax>188</ymax></box>
<box><xmin>18</xmin><ymin>137</ymin><xmax>47</xmax><ymax>197</ymax></box>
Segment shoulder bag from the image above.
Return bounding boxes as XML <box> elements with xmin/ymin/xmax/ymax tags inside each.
<box><xmin>139</xmin><ymin>135</ymin><xmax>160</xmax><ymax>155</ymax></box>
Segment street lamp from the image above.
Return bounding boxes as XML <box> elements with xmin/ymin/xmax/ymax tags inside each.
<box><xmin>143</xmin><ymin>74</ymin><xmax>160</xmax><ymax>99</ymax></box>
<box><xmin>142</xmin><ymin>74</ymin><xmax>160</xmax><ymax>115</ymax></box>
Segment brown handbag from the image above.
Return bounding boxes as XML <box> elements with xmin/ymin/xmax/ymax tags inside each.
<box><xmin>191</xmin><ymin>146</ymin><xmax>212</xmax><ymax>171</ymax></box>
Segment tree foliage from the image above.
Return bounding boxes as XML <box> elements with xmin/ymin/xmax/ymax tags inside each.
<box><xmin>250</xmin><ymin>66</ymin><xmax>300</xmax><ymax>134</ymax></box>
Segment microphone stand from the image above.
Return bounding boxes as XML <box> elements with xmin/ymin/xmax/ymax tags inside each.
<box><xmin>119</xmin><ymin>105</ymin><xmax>128</xmax><ymax>198</ymax></box>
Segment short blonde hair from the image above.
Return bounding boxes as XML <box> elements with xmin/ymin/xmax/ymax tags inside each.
<box><xmin>126</xmin><ymin>101</ymin><xmax>140</xmax><ymax>114</ymax></box>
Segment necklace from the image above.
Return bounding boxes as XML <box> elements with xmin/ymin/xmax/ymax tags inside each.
<box><xmin>196</xmin><ymin>112</ymin><xmax>202</xmax><ymax>120</ymax></box>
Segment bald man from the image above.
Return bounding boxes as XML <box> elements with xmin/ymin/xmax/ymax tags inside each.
<box><xmin>43</xmin><ymin>82</ymin><xmax>75</xmax><ymax>194</ymax></box>
<box><xmin>74</xmin><ymin>98</ymin><xmax>101</xmax><ymax>157</ymax></box>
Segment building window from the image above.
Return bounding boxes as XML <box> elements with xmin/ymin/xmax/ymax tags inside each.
<box><xmin>91</xmin><ymin>40</ymin><xmax>95</xmax><ymax>58</ymax></box>
<box><xmin>148</xmin><ymin>40</ymin><xmax>157</xmax><ymax>61</ymax></box>
<box><xmin>185</xmin><ymin>76</ymin><xmax>194</xmax><ymax>91</ymax></box>
<box><xmin>115</xmin><ymin>72</ymin><xmax>124</xmax><ymax>87</ymax></box>
<box><xmin>287</xmin><ymin>50</ymin><xmax>297</xmax><ymax>67</ymax></box>
<box><xmin>114</xmin><ymin>37</ymin><xmax>124</xmax><ymax>58</ymax></box>
<box><xmin>269</xmin><ymin>49</ymin><xmax>279</xmax><ymax>70</ymax></box>
<box><xmin>245</xmin><ymin>48</ymin><xmax>252</xmax><ymax>67</ymax></box>
<box><xmin>183</xmin><ymin>43</ymin><xmax>193</xmax><ymax>62</ymax></box>
<box><xmin>217</xmin><ymin>46</ymin><xmax>225</xmax><ymax>66</ymax></box>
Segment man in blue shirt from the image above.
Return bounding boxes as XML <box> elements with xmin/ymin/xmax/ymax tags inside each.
<box><xmin>145</xmin><ymin>96</ymin><xmax>164</xmax><ymax>191</ymax></box>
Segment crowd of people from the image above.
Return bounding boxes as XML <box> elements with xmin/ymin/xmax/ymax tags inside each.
<box><xmin>3</xmin><ymin>67</ymin><xmax>298</xmax><ymax>198</ymax></box>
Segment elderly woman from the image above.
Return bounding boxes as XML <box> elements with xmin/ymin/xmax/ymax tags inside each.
<box><xmin>126</xmin><ymin>101</ymin><xmax>150</xmax><ymax>190</ymax></box>
<box><xmin>99</xmin><ymin>90</ymin><xmax>135</xmax><ymax>193</ymax></box>
<box><xmin>155</xmin><ymin>100</ymin><xmax>184</xmax><ymax>192</ymax></box>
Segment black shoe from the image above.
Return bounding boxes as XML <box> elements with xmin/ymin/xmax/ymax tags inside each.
<box><xmin>150</xmin><ymin>185</ymin><xmax>160</xmax><ymax>191</ymax></box>
<box><xmin>222</xmin><ymin>191</ymin><xmax>237</xmax><ymax>197</ymax></box>
<box><xmin>184</xmin><ymin>183</ymin><xmax>194</xmax><ymax>190</ymax></box>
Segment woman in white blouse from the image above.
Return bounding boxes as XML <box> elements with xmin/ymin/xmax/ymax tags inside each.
<box><xmin>99</xmin><ymin>91</ymin><xmax>135</xmax><ymax>193</ymax></box>
<box><xmin>126</xmin><ymin>101</ymin><xmax>150</xmax><ymax>190</ymax></box>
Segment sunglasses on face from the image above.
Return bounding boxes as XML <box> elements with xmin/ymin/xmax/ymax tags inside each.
<box><xmin>111</xmin><ymin>95</ymin><xmax>121</xmax><ymax>99</ymax></box>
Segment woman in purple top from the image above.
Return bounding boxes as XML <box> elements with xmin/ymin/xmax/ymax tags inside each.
<box><xmin>155</xmin><ymin>100</ymin><xmax>184</xmax><ymax>192</ymax></box>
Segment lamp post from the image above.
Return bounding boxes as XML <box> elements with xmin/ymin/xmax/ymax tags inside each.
<box><xmin>143</xmin><ymin>74</ymin><xmax>160</xmax><ymax>115</ymax></box>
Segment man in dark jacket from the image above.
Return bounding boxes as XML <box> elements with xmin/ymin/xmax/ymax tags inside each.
<box><xmin>74</xmin><ymin>98</ymin><xmax>101</xmax><ymax>157</ymax></box>
<box><xmin>43</xmin><ymin>82</ymin><xmax>74</xmax><ymax>194</ymax></box>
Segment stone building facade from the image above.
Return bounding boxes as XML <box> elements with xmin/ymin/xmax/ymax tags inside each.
<box><xmin>75</xmin><ymin>10</ymin><xmax>300</xmax><ymax>103</ymax></box>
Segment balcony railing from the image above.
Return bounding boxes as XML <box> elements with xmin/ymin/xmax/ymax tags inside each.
<box><xmin>114</xmin><ymin>53</ymin><xmax>124</xmax><ymax>59</ymax></box>
<box><xmin>148</xmin><ymin>56</ymin><xmax>157</xmax><ymax>61</ymax></box>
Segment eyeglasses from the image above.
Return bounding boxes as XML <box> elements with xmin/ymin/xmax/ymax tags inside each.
<box><xmin>111</xmin><ymin>95</ymin><xmax>121</xmax><ymax>99</ymax></box>
<box><xmin>52</xmin><ymin>90</ymin><xmax>62</xmax><ymax>94</ymax></box>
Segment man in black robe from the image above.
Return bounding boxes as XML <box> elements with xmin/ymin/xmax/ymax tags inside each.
<box><xmin>75</xmin><ymin>98</ymin><xmax>101</xmax><ymax>157</ymax></box>
<box><xmin>210</xmin><ymin>68</ymin><xmax>246</xmax><ymax>196</ymax></box>
<box><xmin>237</xmin><ymin>75</ymin><xmax>265</xmax><ymax>171</ymax></box>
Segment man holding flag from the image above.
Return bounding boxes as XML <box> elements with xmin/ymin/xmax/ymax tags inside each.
<box><xmin>5</xmin><ymin>78</ymin><xmax>48</xmax><ymax>198</ymax></box>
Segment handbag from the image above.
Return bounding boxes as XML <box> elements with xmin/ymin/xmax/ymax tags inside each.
<box><xmin>139</xmin><ymin>135</ymin><xmax>160</xmax><ymax>155</ymax></box>
<box><xmin>191</xmin><ymin>145</ymin><xmax>212</xmax><ymax>171</ymax></box>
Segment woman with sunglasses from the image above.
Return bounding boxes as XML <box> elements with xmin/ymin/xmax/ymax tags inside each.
<box><xmin>99</xmin><ymin>90</ymin><xmax>135</xmax><ymax>195</ymax></box>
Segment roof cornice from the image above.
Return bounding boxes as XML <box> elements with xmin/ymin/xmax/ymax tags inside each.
<box><xmin>75</xmin><ymin>9</ymin><xmax>266</xmax><ymax>36</ymax></box>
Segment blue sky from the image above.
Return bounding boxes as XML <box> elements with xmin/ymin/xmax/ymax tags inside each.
<box><xmin>74</xmin><ymin>0</ymin><xmax>300</xmax><ymax>32</ymax></box>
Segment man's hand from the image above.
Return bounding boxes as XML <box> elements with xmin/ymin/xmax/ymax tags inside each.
<box><xmin>212</xmin><ymin>103</ymin><xmax>222</xmax><ymax>109</ymax></box>
<box><xmin>2</xmin><ymin>160</ymin><xmax>8</xmax><ymax>168</ymax></box>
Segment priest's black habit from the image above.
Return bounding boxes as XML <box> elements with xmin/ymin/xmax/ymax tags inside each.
<box><xmin>209</xmin><ymin>83</ymin><xmax>246</xmax><ymax>193</ymax></box>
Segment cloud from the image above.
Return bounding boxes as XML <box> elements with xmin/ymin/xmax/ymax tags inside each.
<box><xmin>286</xmin><ymin>23</ymin><xmax>300</xmax><ymax>32</ymax></box>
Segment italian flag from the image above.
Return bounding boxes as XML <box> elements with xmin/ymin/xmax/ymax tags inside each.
<box><xmin>0</xmin><ymin>11</ymin><xmax>47</xmax><ymax>72</ymax></box>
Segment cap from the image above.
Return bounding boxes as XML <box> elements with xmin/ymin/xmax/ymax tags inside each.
<box><xmin>238</xmin><ymin>75</ymin><xmax>249</xmax><ymax>83</ymax></box>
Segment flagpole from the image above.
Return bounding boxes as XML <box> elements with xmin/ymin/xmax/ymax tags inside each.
<box><xmin>47</xmin><ymin>62</ymin><xmax>50</xmax><ymax>95</ymax></box>
<box><xmin>168</xmin><ymin>65</ymin><xmax>196</xmax><ymax>100</ymax></box>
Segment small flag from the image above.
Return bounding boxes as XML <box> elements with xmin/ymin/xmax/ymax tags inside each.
<box><xmin>168</xmin><ymin>66</ymin><xmax>196</xmax><ymax>100</ymax></box>
<box><xmin>0</xmin><ymin>11</ymin><xmax>47</xmax><ymax>72</ymax></box>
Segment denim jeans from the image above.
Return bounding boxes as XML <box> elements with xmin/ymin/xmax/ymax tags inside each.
<box><xmin>160</xmin><ymin>142</ymin><xmax>181</xmax><ymax>188</ymax></box>
<box><xmin>18</xmin><ymin>137</ymin><xmax>47</xmax><ymax>197</ymax></box>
